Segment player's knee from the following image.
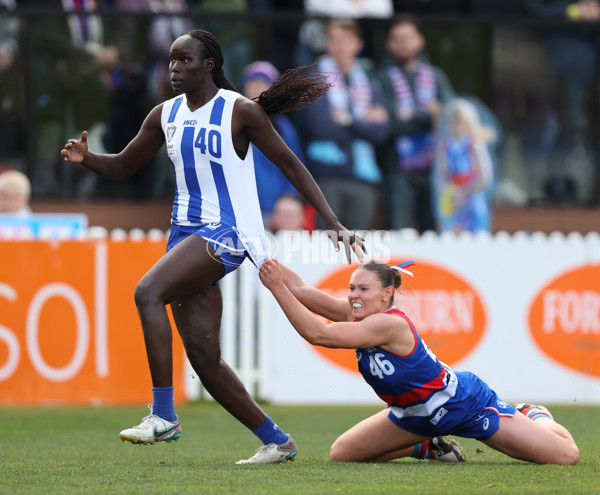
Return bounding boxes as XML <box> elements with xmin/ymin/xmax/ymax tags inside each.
<box><xmin>330</xmin><ymin>441</ymin><xmax>354</xmax><ymax>462</ymax></box>
<box><xmin>329</xmin><ymin>443</ymin><xmax>344</xmax><ymax>462</ymax></box>
<box><xmin>134</xmin><ymin>278</ymin><xmax>160</xmax><ymax>309</ymax></box>
<box><xmin>562</xmin><ymin>444</ymin><xmax>579</xmax><ymax>465</ymax></box>
<box><xmin>547</xmin><ymin>442</ymin><xmax>579</xmax><ymax>465</ymax></box>
<box><xmin>185</xmin><ymin>347</ymin><xmax>221</xmax><ymax>371</ymax></box>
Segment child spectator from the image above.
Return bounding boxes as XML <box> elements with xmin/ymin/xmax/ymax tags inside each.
<box><xmin>434</xmin><ymin>98</ymin><xmax>496</xmax><ymax>233</ymax></box>
<box><xmin>0</xmin><ymin>169</ymin><xmax>31</xmax><ymax>216</ymax></box>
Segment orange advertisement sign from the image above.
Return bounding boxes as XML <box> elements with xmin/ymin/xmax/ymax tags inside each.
<box><xmin>0</xmin><ymin>240</ymin><xmax>186</xmax><ymax>405</ymax></box>
<box><xmin>528</xmin><ymin>264</ymin><xmax>600</xmax><ymax>377</ymax></box>
<box><xmin>313</xmin><ymin>259</ymin><xmax>487</xmax><ymax>373</ymax></box>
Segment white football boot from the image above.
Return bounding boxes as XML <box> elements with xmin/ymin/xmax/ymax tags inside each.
<box><xmin>235</xmin><ymin>435</ymin><xmax>298</xmax><ymax>464</ymax></box>
<box><xmin>430</xmin><ymin>436</ymin><xmax>467</xmax><ymax>462</ymax></box>
<box><xmin>119</xmin><ymin>405</ymin><xmax>182</xmax><ymax>445</ymax></box>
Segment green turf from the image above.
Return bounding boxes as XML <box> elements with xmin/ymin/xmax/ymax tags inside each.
<box><xmin>0</xmin><ymin>403</ymin><xmax>599</xmax><ymax>494</ymax></box>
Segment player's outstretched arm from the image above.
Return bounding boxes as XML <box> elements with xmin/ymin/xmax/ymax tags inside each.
<box><xmin>260</xmin><ymin>259</ymin><xmax>400</xmax><ymax>349</ymax></box>
<box><xmin>260</xmin><ymin>258</ymin><xmax>342</xmax><ymax>346</ymax></box>
<box><xmin>235</xmin><ymin>98</ymin><xmax>366</xmax><ymax>263</ymax></box>
<box><xmin>61</xmin><ymin>104</ymin><xmax>166</xmax><ymax>180</ymax></box>
<box><xmin>278</xmin><ymin>262</ymin><xmax>350</xmax><ymax>322</ymax></box>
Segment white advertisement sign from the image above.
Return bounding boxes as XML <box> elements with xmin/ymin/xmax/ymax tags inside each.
<box><xmin>260</xmin><ymin>230</ymin><xmax>600</xmax><ymax>405</ymax></box>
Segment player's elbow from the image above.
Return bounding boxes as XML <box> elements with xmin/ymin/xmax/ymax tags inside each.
<box><xmin>305</xmin><ymin>333</ymin><xmax>326</xmax><ymax>347</ymax></box>
<box><xmin>303</xmin><ymin>327</ymin><xmax>330</xmax><ymax>347</ymax></box>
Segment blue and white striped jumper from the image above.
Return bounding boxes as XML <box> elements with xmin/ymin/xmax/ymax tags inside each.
<box><xmin>161</xmin><ymin>89</ymin><xmax>270</xmax><ymax>265</ymax></box>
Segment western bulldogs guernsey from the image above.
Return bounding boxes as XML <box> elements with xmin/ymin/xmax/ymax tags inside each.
<box><xmin>356</xmin><ymin>306</ymin><xmax>515</xmax><ymax>439</ymax></box>
<box><xmin>161</xmin><ymin>89</ymin><xmax>270</xmax><ymax>265</ymax></box>
<box><xmin>356</xmin><ymin>307</ymin><xmax>458</xmax><ymax>427</ymax></box>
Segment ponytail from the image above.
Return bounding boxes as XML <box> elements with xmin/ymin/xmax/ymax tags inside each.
<box><xmin>180</xmin><ymin>30</ymin><xmax>331</xmax><ymax>113</ymax></box>
<box><xmin>255</xmin><ymin>59</ymin><xmax>332</xmax><ymax>115</ymax></box>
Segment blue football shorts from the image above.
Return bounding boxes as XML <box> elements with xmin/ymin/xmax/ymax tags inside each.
<box><xmin>166</xmin><ymin>222</ymin><xmax>247</xmax><ymax>277</ymax></box>
<box><xmin>388</xmin><ymin>371</ymin><xmax>516</xmax><ymax>440</ymax></box>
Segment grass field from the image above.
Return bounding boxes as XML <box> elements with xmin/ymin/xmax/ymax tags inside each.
<box><xmin>1</xmin><ymin>403</ymin><xmax>599</xmax><ymax>494</ymax></box>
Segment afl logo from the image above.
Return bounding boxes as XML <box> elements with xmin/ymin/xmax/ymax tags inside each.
<box><xmin>528</xmin><ymin>263</ymin><xmax>600</xmax><ymax>377</ymax></box>
<box><xmin>312</xmin><ymin>259</ymin><xmax>487</xmax><ymax>374</ymax></box>
<box><xmin>166</xmin><ymin>124</ymin><xmax>177</xmax><ymax>141</ymax></box>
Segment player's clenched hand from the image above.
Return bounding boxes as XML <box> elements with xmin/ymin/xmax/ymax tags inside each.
<box><xmin>259</xmin><ymin>258</ymin><xmax>284</xmax><ymax>291</ymax></box>
<box><xmin>61</xmin><ymin>130</ymin><xmax>88</xmax><ymax>163</ymax></box>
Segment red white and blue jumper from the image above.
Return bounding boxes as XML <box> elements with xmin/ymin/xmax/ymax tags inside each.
<box><xmin>356</xmin><ymin>307</ymin><xmax>515</xmax><ymax>440</ymax></box>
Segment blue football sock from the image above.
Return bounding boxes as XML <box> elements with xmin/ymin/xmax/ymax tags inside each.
<box><xmin>151</xmin><ymin>386</ymin><xmax>177</xmax><ymax>422</ymax></box>
<box><xmin>253</xmin><ymin>417</ymin><xmax>289</xmax><ymax>446</ymax></box>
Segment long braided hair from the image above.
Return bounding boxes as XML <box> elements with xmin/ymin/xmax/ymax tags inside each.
<box><xmin>181</xmin><ymin>29</ymin><xmax>332</xmax><ymax>115</ymax></box>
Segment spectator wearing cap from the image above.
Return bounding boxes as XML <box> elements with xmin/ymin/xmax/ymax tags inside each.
<box><xmin>242</xmin><ymin>61</ymin><xmax>312</xmax><ymax>229</ymax></box>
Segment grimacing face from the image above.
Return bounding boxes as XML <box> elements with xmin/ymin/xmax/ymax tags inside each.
<box><xmin>348</xmin><ymin>269</ymin><xmax>393</xmax><ymax>321</ymax></box>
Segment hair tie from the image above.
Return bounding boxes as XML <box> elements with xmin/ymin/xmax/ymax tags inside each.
<box><xmin>391</xmin><ymin>260</ymin><xmax>415</xmax><ymax>277</ymax></box>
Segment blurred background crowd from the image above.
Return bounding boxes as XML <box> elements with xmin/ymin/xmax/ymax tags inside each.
<box><xmin>1</xmin><ymin>0</ymin><xmax>599</xmax><ymax>234</ymax></box>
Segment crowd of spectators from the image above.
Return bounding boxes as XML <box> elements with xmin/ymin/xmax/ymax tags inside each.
<box><xmin>1</xmin><ymin>1</ymin><xmax>598</xmax><ymax>234</ymax></box>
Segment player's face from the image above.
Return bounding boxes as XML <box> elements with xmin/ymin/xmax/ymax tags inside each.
<box><xmin>386</xmin><ymin>22</ymin><xmax>425</xmax><ymax>64</ymax></box>
<box><xmin>348</xmin><ymin>269</ymin><xmax>392</xmax><ymax>320</ymax></box>
<box><xmin>169</xmin><ymin>35</ymin><xmax>214</xmax><ymax>94</ymax></box>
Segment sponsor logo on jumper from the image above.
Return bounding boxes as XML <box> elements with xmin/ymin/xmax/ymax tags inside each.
<box><xmin>430</xmin><ymin>407</ymin><xmax>448</xmax><ymax>426</ymax></box>
<box><xmin>183</xmin><ymin>120</ymin><xmax>197</xmax><ymax>126</ymax></box>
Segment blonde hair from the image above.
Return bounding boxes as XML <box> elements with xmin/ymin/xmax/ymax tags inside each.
<box><xmin>444</xmin><ymin>98</ymin><xmax>495</xmax><ymax>144</ymax></box>
<box><xmin>0</xmin><ymin>170</ymin><xmax>31</xmax><ymax>201</ymax></box>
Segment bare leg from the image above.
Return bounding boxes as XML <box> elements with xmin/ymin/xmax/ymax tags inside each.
<box><xmin>330</xmin><ymin>409</ymin><xmax>428</xmax><ymax>462</ymax></box>
<box><xmin>133</xmin><ymin>235</ymin><xmax>226</xmax><ymax>387</ymax></box>
<box><xmin>482</xmin><ymin>411</ymin><xmax>579</xmax><ymax>465</ymax></box>
<box><xmin>170</xmin><ymin>286</ymin><xmax>267</xmax><ymax>431</ymax></box>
